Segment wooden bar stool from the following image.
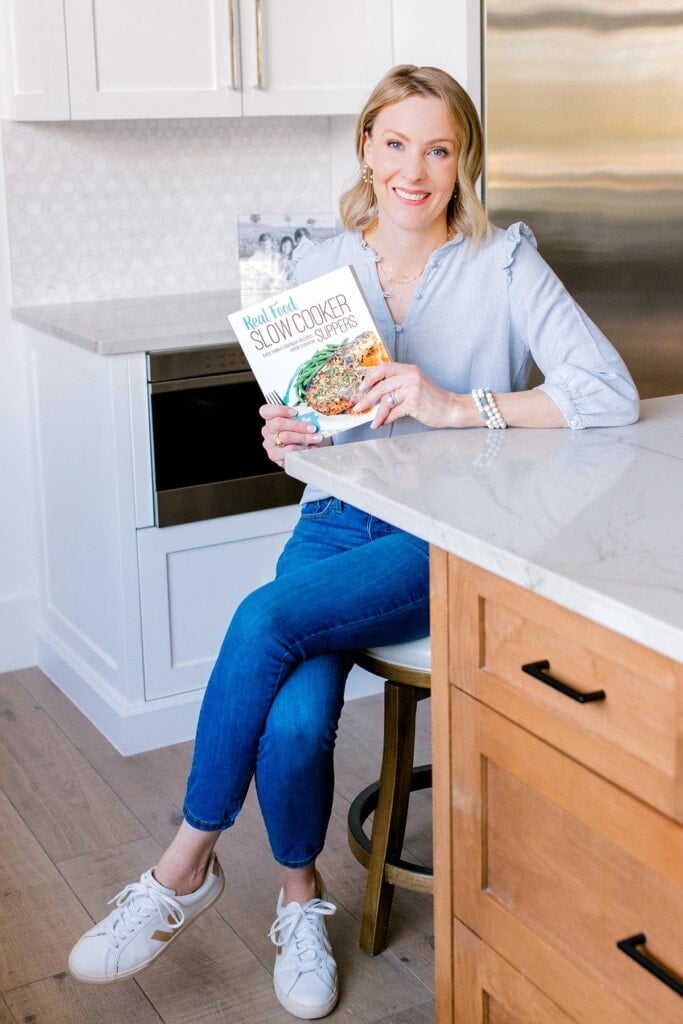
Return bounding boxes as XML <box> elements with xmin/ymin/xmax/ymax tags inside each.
<box><xmin>347</xmin><ymin>636</ymin><xmax>432</xmax><ymax>955</ymax></box>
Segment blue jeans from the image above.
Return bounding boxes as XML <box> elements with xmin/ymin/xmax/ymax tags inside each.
<box><xmin>182</xmin><ymin>499</ymin><xmax>429</xmax><ymax>867</ymax></box>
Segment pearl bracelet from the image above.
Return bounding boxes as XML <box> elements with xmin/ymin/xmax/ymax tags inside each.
<box><xmin>471</xmin><ymin>387</ymin><xmax>507</xmax><ymax>429</ymax></box>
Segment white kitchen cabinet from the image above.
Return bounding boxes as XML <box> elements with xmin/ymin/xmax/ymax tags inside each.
<box><xmin>3</xmin><ymin>1</ymin><xmax>481</xmax><ymax>122</ymax></box>
<box><xmin>62</xmin><ymin>0</ymin><xmax>243</xmax><ymax>119</ymax></box>
<box><xmin>137</xmin><ymin>508</ymin><xmax>297</xmax><ymax>701</ymax></box>
<box><xmin>23</xmin><ymin>326</ymin><xmax>301</xmax><ymax>753</ymax></box>
<box><xmin>3</xmin><ymin>0</ymin><xmax>394</xmax><ymax>120</ymax></box>
<box><xmin>2</xmin><ymin>0</ymin><xmax>70</xmax><ymax>119</ymax></box>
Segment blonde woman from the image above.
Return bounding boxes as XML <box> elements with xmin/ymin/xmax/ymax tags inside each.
<box><xmin>69</xmin><ymin>65</ymin><xmax>638</xmax><ymax>1020</ymax></box>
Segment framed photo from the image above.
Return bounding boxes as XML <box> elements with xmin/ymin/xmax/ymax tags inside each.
<box><xmin>238</xmin><ymin>212</ymin><xmax>336</xmax><ymax>307</ymax></box>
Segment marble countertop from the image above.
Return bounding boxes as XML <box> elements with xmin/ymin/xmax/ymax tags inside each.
<box><xmin>287</xmin><ymin>395</ymin><xmax>683</xmax><ymax>663</ymax></box>
<box><xmin>12</xmin><ymin>289</ymin><xmax>241</xmax><ymax>355</ymax></box>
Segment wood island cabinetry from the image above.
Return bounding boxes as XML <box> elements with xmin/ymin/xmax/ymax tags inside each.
<box><xmin>431</xmin><ymin>550</ymin><xmax>683</xmax><ymax>1024</ymax></box>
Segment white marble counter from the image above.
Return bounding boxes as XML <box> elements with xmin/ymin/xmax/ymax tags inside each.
<box><xmin>287</xmin><ymin>395</ymin><xmax>683</xmax><ymax>663</ymax></box>
<box><xmin>12</xmin><ymin>289</ymin><xmax>241</xmax><ymax>355</ymax></box>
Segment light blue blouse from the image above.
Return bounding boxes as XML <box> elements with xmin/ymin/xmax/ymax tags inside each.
<box><xmin>291</xmin><ymin>223</ymin><xmax>639</xmax><ymax>500</ymax></box>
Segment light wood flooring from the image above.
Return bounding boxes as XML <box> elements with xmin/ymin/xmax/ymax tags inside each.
<box><xmin>0</xmin><ymin>667</ymin><xmax>434</xmax><ymax>1024</ymax></box>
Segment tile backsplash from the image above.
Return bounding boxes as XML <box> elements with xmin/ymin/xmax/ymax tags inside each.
<box><xmin>2</xmin><ymin>116</ymin><xmax>333</xmax><ymax>306</ymax></box>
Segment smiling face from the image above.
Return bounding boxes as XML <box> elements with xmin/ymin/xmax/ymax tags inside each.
<box><xmin>363</xmin><ymin>93</ymin><xmax>459</xmax><ymax>239</ymax></box>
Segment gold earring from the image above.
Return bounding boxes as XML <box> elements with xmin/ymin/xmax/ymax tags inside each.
<box><xmin>362</xmin><ymin>163</ymin><xmax>373</xmax><ymax>186</ymax></box>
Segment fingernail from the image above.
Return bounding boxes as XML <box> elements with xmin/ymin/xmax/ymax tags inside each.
<box><xmin>305</xmin><ymin>423</ymin><xmax>318</xmax><ymax>433</ymax></box>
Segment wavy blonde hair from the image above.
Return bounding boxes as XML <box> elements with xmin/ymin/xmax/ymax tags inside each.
<box><xmin>339</xmin><ymin>65</ymin><xmax>489</xmax><ymax>243</ymax></box>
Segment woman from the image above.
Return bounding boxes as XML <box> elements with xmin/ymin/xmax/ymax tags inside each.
<box><xmin>68</xmin><ymin>66</ymin><xmax>638</xmax><ymax>1020</ymax></box>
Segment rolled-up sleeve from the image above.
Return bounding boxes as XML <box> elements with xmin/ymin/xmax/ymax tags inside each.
<box><xmin>505</xmin><ymin>223</ymin><xmax>640</xmax><ymax>428</ymax></box>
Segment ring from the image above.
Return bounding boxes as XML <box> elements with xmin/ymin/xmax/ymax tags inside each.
<box><xmin>387</xmin><ymin>390</ymin><xmax>399</xmax><ymax>408</ymax></box>
<box><xmin>274</xmin><ymin>432</ymin><xmax>284</xmax><ymax>447</ymax></box>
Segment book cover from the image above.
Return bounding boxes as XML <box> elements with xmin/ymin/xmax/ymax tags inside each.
<box><xmin>228</xmin><ymin>265</ymin><xmax>391</xmax><ymax>437</ymax></box>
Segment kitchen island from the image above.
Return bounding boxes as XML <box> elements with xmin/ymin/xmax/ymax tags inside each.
<box><xmin>286</xmin><ymin>395</ymin><xmax>683</xmax><ymax>1024</ymax></box>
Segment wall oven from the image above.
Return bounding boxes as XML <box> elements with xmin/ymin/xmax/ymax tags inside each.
<box><xmin>147</xmin><ymin>345</ymin><xmax>304</xmax><ymax>527</ymax></box>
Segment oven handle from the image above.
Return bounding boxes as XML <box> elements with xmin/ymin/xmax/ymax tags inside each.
<box><xmin>150</xmin><ymin>370</ymin><xmax>256</xmax><ymax>394</ymax></box>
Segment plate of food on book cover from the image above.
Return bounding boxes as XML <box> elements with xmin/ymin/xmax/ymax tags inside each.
<box><xmin>282</xmin><ymin>330</ymin><xmax>390</xmax><ymax>434</ymax></box>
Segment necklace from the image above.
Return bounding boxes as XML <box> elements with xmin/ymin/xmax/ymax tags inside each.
<box><xmin>366</xmin><ymin>228</ymin><xmax>449</xmax><ymax>286</ymax></box>
<box><xmin>378</xmin><ymin>260</ymin><xmax>427</xmax><ymax>285</ymax></box>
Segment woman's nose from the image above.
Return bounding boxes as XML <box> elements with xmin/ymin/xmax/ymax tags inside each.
<box><xmin>403</xmin><ymin>150</ymin><xmax>426</xmax><ymax>181</ymax></box>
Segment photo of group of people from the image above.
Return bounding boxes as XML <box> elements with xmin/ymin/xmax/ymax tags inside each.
<box><xmin>238</xmin><ymin>213</ymin><xmax>336</xmax><ymax>307</ymax></box>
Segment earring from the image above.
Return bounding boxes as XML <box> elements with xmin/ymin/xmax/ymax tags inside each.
<box><xmin>362</xmin><ymin>163</ymin><xmax>373</xmax><ymax>186</ymax></box>
<box><xmin>453</xmin><ymin>183</ymin><xmax>459</xmax><ymax>199</ymax></box>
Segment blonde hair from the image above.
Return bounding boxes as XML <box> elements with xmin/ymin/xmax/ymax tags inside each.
<box><xmin>339</xmin><ymin>65</ymin><xmax>489</xmax><ymax>243</ymax></box>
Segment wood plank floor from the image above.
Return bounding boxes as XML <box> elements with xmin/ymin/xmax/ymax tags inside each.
<box><xmin>0</xmin><ymin>668</ymin><xmax>434</xmax><ymax>1023</ymax></box>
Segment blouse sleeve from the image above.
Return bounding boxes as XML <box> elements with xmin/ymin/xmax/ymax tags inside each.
<box><xmin>504</xmin><ymin>222</ymin><xmax>640</xmax><ymax>429</ymax></box>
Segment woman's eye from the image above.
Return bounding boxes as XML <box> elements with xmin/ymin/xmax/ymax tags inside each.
<box><xmin>387</xmin><ymin>140</ymin><xmax>403</xmax><ymax>149</ymax></box>
<box><xmin>430</xmin><ymin>147</ymin><xmax>449</xmax><ymax>157</ymax></box>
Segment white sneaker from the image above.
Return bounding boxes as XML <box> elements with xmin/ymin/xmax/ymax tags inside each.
<box><xmin>269</xmin><ymin>886</ymin><xmax>338</xmax><ymax>1020</ymax></box>
<box><xmin>68</xmin><ymin>854</ymin><xmax>224</xmax><ymax>983</ymax></box>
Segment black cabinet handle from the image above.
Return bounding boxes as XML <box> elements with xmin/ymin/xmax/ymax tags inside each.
<box><xmin>617</xmin><ymin>933</ymin><xmax>683</xmax><ymax>998</ymax></box>
<box><xmin>521</xmin><ymin>660</ymin><xmax>606</xmax><ymax>703</ymax></box>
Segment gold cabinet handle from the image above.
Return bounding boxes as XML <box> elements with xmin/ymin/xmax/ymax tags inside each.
<box><xmin>228</xmin><ymin>0</ymin><xmax>238</xmax><ymax>89</ymax></box>
<box><xmin>255</xmin><ymin>0</ymin><xmax>264</xmax><ymax>89</ymax></box>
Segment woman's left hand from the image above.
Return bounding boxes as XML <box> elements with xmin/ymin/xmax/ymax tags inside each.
<box><xmin>353</xmin><ymin>362</ymin><xmax>468</xmax><ymax>430</ymax></box>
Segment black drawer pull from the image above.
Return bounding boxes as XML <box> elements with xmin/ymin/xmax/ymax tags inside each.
<box><xmin>521</xmin><ymin>660</ymin><xmax>606</xmax><ymax>703</ymax></box>
<box><xmin>617</xmin><ymin>933</ymin><xmax>683</xmax><ymax>997</ymax></box>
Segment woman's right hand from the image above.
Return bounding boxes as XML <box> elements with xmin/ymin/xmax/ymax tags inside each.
<box><xmin>260</xmin><ymin>404</ymin><xmax>325</xmax><ymax>467</ymax></box>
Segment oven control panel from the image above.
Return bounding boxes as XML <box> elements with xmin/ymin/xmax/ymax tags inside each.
<box><xmin>148</xmin><ymin>344</ymin><xmax>249</xmax><ymax>383</ymax></box>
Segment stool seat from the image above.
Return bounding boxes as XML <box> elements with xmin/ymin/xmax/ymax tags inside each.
<box><xmin>348</xmin><ymin>635</ymin><xmax>433</xmax><ymax>955</ymax></box>
<box><xmin>363</xmin><ymin>635</ymin><xmax>431</xmax><ymax>673</ymax></box>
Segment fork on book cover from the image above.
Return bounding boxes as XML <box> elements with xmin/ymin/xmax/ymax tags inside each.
<box><xmin>264</xmin><ymin>389</ymin><xmax>285</xmax><ymax>406</ymax></box>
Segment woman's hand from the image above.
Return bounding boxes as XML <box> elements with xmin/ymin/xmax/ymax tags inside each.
<box><xmin>353</xmin><ymin>362</ymin><xmax>472</xmax><ymax>430</ymax></box>
<box><xmin>260</xmin><ymin>404</ymin><xmax>325</xmax><ymax>467</ymax></box>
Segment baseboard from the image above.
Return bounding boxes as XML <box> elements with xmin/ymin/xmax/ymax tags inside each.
<box><xmin>37</xmin><ymin>633</ymin><xmax>203</xmax><ymax>755</ymax></box>
<box><xmin>0</xmin><ymin>592</ymin><xmax>38</xmax><ymax>671</ymax></box>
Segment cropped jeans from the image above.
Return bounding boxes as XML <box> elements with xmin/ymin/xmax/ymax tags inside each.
<box><xmin>182</xmin><ymin>498</ymin><xmax>429</xmax><ymax>868</ymax></box>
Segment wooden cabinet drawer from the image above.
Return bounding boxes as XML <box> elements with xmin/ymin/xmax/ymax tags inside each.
<box><xmin>451</xmin><ymin>689</ymin><xmax>683</xmax><ymax>1024</ymax></box>
<box><xmin>452</xmin><ymin>917</ymin><xmax>581</xmax><ymax>1024</ymax></box>
<box><xmin>448</xmin><ymin>557</ymin><xmax>683</xmax><ymax>821</ymax></box>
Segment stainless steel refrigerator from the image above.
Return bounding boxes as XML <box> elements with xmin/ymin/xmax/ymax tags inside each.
<box><xmin>484</xmin><ymin>0</ymin><xmax>682</xmax><ymax>398</ymax></box>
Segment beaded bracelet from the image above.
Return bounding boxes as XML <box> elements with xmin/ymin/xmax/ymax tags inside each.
<box><xmin>471</xmin><ymin>387</ymin><xmax>507</xmax><ymax>429</ymax></box>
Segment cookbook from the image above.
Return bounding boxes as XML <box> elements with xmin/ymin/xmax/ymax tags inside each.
<box><xmin>228</xmin><ymin>265</ymin><xmax>391</xmax><ymax>438</ymax></box>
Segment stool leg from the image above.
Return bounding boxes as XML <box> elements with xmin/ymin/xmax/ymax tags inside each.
<box><xmin>360</xmin><ymin>680</ymin><xmax>419</xmax><ymax>955</ymax></box>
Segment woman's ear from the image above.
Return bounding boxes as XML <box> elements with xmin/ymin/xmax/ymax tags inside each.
<box><xmin>362</xmin><ymin>131</ymin><xmax>372</xmax><ymax>167</ymax></box>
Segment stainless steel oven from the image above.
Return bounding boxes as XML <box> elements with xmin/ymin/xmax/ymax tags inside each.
<box><xmin>147</xmin><ymin>344</ymin><xmax>304</xmax><ymax>527</ymax></box>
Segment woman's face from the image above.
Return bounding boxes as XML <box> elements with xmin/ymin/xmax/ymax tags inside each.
<box><xmin>363</xmin><ymin>94</ymin><xmax>458</xmax><ymax>236</ymax></box>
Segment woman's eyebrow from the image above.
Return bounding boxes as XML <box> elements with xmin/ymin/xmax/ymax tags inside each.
<box><xmin>378</xmin><ymin>128</ymin><xmax>455</xmax><ymax>146</ymax></box>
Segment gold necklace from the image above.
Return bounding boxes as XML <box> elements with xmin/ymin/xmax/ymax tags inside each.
<box><xmin>366</xmin><ymin>229</ymin><xmax>448</xmax><ymax>285</ymax></box>
<box><xmin>378</xmin><ymin>261</ymin><xmax>427</xmax><ymax>285</ymax></box>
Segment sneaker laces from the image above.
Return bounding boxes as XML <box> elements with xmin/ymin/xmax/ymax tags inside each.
<box><xmin>105</xmin><ymin>876</ymin><xmax>185</xmax><ymax>945</ymax></box>
<box><xmin>268</xmin><ymin>899</ymin><xmax>336</xmax><ymax>973</ymax></box>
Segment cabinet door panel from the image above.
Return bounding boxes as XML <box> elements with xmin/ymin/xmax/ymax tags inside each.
<box><xmin>239</xmin><ymin>0</ymin><xmax>393</xmax><ymax>116</ymax></box>
<box><xmin>137</xmin><ymin>506</ymin><xmax>297</xmax><ymax>700</ymax></box>
<box><xmin>452</xmin><ymin>918</ymin><xmax>580</xmax><ymax>1024</ymax></box>
<box><xmin>451</xmin><ymin>690</ymin><xmax>683</xmax><ymax>1024</ymax></box>
<box><xmin>3</xmin><ymin>0</ymin><xmax>70</xmax><ymax>119</ymax></box>
<box><xmin>64</xmin><ymin>0</ymin><xmax>241</xmax><ymax>118</ymax></box>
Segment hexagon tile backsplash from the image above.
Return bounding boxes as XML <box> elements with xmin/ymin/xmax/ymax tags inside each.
<box><xmin>2</xmin><ymin>116</ymin><xmax>333</xmax><ymax>307</ymax></box>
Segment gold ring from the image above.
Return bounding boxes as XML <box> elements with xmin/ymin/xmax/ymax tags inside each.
<box><xmin>274</xmin><ymin>432</ymin><xmax>284</xmax><ymax>447</ymax></box>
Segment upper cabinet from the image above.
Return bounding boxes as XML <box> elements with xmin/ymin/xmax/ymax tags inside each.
<box><xmin>2</xmin><ymin>0</ymin><xmax>70</xmax><ymax>119</ymax></box>
<box><xmin>2</xmin><ymin>0</ymin><xmax>396</xmax><ymax>120</ymax></box>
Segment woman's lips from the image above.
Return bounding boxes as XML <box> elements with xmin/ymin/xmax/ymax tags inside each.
<box><xmin>393</xmin><ymin>187</ymin><xmax>430</xmax><ymax>203</ymax></box>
